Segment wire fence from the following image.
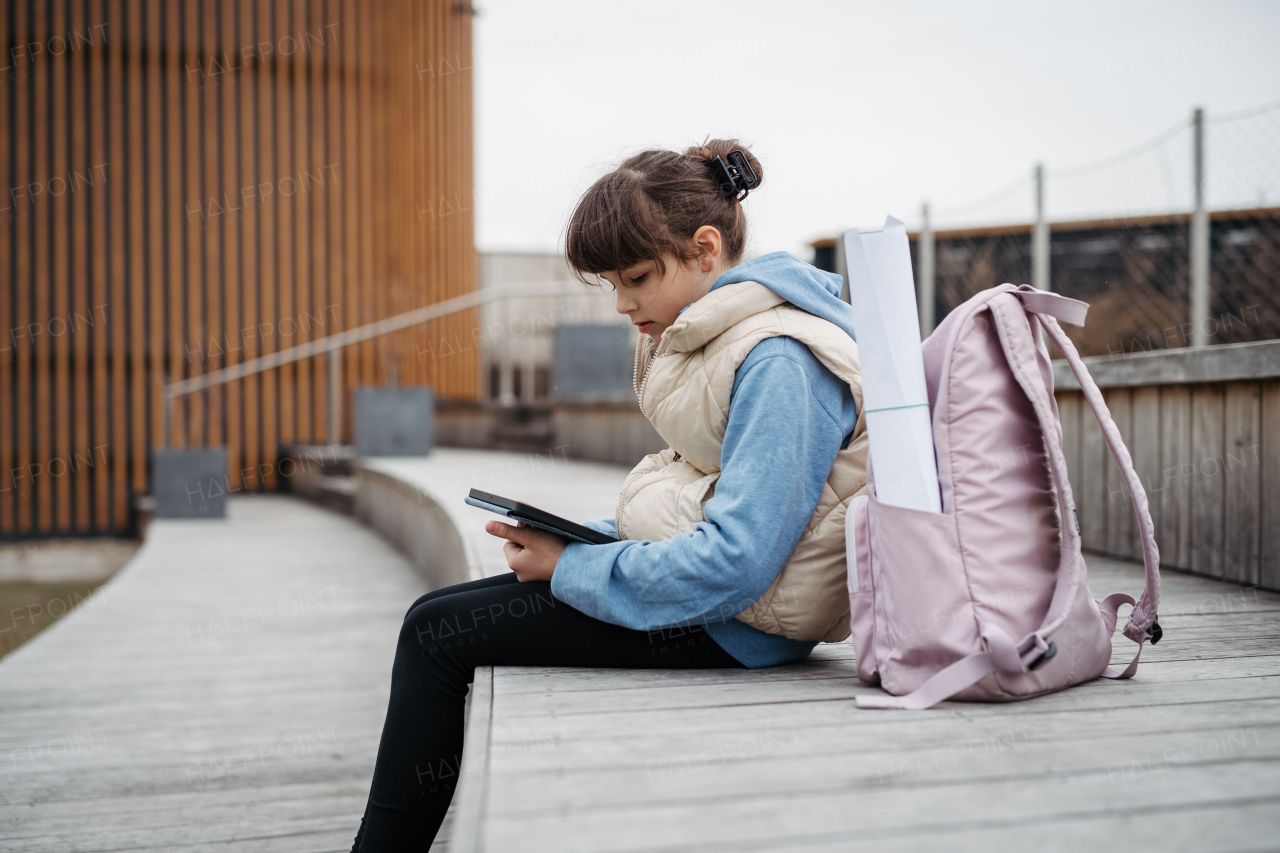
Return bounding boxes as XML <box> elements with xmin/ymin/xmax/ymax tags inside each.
<box><xmin>913</xmin><ymin>99</ymin><xmax>1280</xmax><ymax>358</ymax></box>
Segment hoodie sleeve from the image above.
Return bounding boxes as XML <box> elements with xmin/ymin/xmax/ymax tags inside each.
<box><xmin>550</xmin><ymin>335</ymin><xmax>856</xmax><ymax>631</ymax></box>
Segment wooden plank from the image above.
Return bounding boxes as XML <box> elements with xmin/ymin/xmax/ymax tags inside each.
<box><xmin>310</xmin><ymin>0</ymin><xmax>330</xmax><ymax>442</ymax></box>
<box><xmin>183</xmin><ymin>0</ymin><xmax>204</xmax><ymax>449</ymax></box>
<box><xmin>477</xmin><ymin>721</ymin><xmax>1280</xmax><ymax>810</ymax></box>
<box><xmin>1189</xmin><ymin>384</ymin><xmax>1225</xmax><ymax>577</ymax></box>
<box><xmin>326</xmin><ymin>0</ymin><xmax>345</xmax><ymax>443</ymax></box>
<box><xmin>165</xmin><ymin>0</ymin><xmax>186</xmax><ymax>449</ymax></box>
<box><xmin>475</xmin><ymin>762</ymin><xmax>1280</xmax><ymax>852</ymax></box>
<box><xmin>292</xmin><ymin>0</ymin><xmax>313</xmax><ymax>444</ymax></box>
<box><xmin>50</xmin><ymin>0</ymin><xmax>73</xmax><ymax>531</ymax></box>
<box><xmin>451</xmin><ymin>666</ymin><xmax>494</xmax><ymax>853</ymax></box>
<box><xmin>1103</xmin><ymin>387</ymin><xmax>1133</xmax><ymax>558</ymax></box>
<box><xmin>200</xmin><ymin>0</ymin><xmax>221</xmax><ymax>452</ymax></box>
<box><xmin>31</xmin><ymin>2</ymin><xmax>53</xmax><ymax>532</ymax></box>
<box><xmin>70</xmin><ymin>1</ymin><xmax>95</xmax><ymax>529</ymax></box>
<box><xmin>11</xmin><ymin>0</ymin><xmax>34</xmax><ymax>533</ymax></box>
<box><xmin>757</xmin><ymin>803</ymin><xmax>1280</xmax><ymax>853</ymax></box>
<box><xmin>276</xmin><ymin>0</ymin><xmax>296</xmax><ymax>445</ymax></box>
<box><xmin>1130</xmin><ymin>386</ymin><xmax>1161</xmax><ymax>559</ymax></box>
<box><xmin>127</xmin><ymin>0</ymin><xmax>147</xmax><ymax>497</ymax></box>
<box><xmin>221</xmin><ymin>0</ymin><xmax>243</xmax><ymax>490</ymax></box>
<box><xmin>357</xmin><ymin>1</ymin><xmax>376</xmax><ymax>391</ymax></box>
<box><xmin>146</xmin><ymin>0</ymin><xmax>166</xmax><ymax>481</ymax></box>
<box><xmin>108</xmin><ymin>0</ymin><xmax>129</xmax><ymax>529</ymax></box>
<box><xmin>239</xmin><ymin>0</ymin><xmax>260</xmax><ymax>491</ymax></box>
<box><xmin>86</xmin><ymin>0</ymin><xmax>110</xmax><ymax>527</ymax></box>
<box><xmin>1159</xmin><ymin>385</ymin><xmax>1192</xmax><ymax>570</ymax></box>
<box><xmin>1057</xmin><ymin>391</ymin><xmax>1081</xmax><ymax>512</ymax></box>
<box><xmin>0</xmin><ymin>0</ymin><xmax>11</xmax><ymax>533</ymax></box>
<box><xmin>257</xmin><ymin>0</ymin><xmax>279</xmax><ymax>488</ymax></box>
<box><xmin>1223</xmin><ymin>383</ymin><xmax>1262</xmax><ymax>585</ymax></box>
<box><xmin>341</xmin><ymin>0</ymin><xmax>360</xmax><ymax>441</ymax></box>
<box><xmin>1078</xmin><ymin>386</ymin><xmax>1106</xmax><ymax>552</ymax></box>
<box><xmin>1263</xmin><ymin>380</ymin><xmax>1280</xmax><ymax>590</ymax></box>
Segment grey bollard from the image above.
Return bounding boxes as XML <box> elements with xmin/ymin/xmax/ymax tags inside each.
<box><xmin>150</xmin><ymin>448</ymin><xmax>229</xmax><ymax>518</ymax></box>
<box><xmin>551</xmin><ymin>324</ymin><xmax>635</xmax><ymax>401</ymax></box>
<box><xmin>354</xmin><ymin>387</ymin><xmax>435</xmax><ymax>456</ymax></box>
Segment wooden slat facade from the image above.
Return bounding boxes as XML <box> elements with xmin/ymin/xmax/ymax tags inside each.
<box><xmin>1</xmin><ymin>0</ymin><xmax>478</xmax><ymax>536</ymax></box>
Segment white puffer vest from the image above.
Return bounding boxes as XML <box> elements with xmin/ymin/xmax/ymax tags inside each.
<box><xmin>616</xmin><ymin>280</ymin><xmax>869</xmax><ymax>642</ymax></box>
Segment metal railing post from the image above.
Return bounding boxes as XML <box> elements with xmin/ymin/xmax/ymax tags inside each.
<box><xmin>1032</xmin><ymin>162</ymin><xmax>1050</xmax><ymax>291</ymax></box>
<box><xmin>918</xmin><ymin>201</ymin><xmax>935</xmax><ymax>336</ymax></box>
<box><xmin>1190</xmin><ymin>106</ymin><xmax>1210</xmax><ymax>348</ymax></box>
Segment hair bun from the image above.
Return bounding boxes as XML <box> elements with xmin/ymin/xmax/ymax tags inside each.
<box><xmin>684</xmin><ymin>138</ymin><xmax>764</xmax><ymax>192</ymax></box>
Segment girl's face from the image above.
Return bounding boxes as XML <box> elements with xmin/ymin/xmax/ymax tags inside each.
<box><xmin>601</xmin><ymin>226</ymin><xmax>728</xmax><ymax>345</ymax></box>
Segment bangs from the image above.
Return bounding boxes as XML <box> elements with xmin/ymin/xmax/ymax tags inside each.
<box><xmin>565</xmin><ymin>171</ymin><xmax>676</xmax><ymax>286</ymax></box>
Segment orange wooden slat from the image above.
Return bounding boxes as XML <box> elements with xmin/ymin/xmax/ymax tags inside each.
<box><xmin>220</xmin><ymin>0</ymin><xmax>242</xmax><ymax>489</ymax></box>
<box><xmin>68</xmin><ymin>0</ymin><xmax>93</xmax><ymax>531</ymax></box>
<box><xmin>50</xmin><ymin>0</ymin><xmax>73</xmax><ymax>530</ymax></box>
<box><xmin>324</xmin><ymin>0</ymin><xmax>344</xmax><ymax>443</ymax></box>
<box><xmin>108</xmin><ymin>0</ymin><xmax>129</xmax><ymax>529</ymax></box>
<box><xmin>127</xmin><ymin>0</ymin><xmax>147</xmax><ymax>496</ymax></box>
<box><xmin>31</xmin><ymin>2</ymin><xmax>53</xmax><ymax>531</ymax></box>
<box><xmin>292</xmin><ymin>0</ymin><xmax>312</xmax><ymax>445</ymax></box>
<box><xmin>309</xmin><ymin>0</ymin><xmax>328</xmax><ymax>443</ymax></box>
<box><xmin>146</xmin><ymin>0</ymin><xmax>166</xmax><ymax>465</ymax></box>
<box><xmin>276</xmin><ymin>0</ymin><xmax>296</xmax><ymax>447</ymax></box>
<box><xmin>183</xmin><ymin>0</ymin><xmax>204</xmax><ymax>450</ymax></box>
<box><xmin>0</xmin><ymin>1</ymin><xmax>12</xmax><ymax>532</ymax></box>
<box><xmin>165</xmin><ymin>0</ymin><xmax>186</xmax><ymax>450</ymax></box>
<box><xmin>256</xmin><ymin>0</ymin><xmax>279</xmax><ymax>488</ymax></box>
<box><xmin>12</xmin><ymin>0</ymin><xmax>33</xmax><ymax>532</ymax></box>
<box><xmin>238</xmin><ymin>0</ymin><xmax>259</xmax><ymax>488</ymax></box>
<box><xmin>200</xmin><ymin>0</ymin><xmax>221</xmax><ymax>452</ymax></box>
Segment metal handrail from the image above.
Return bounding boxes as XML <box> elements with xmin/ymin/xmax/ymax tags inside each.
<box><xmin>161</xmin><ymin>281</ymin><xmax>594</xmax><ymax>447</ymax></box>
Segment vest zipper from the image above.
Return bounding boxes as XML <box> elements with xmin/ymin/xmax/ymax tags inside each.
<box><xmin>633</xmin><ymin>334</ymin><xmax>660</xmax><ymax>418</ymax></box>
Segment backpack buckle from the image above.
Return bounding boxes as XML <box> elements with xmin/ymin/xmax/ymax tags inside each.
<box><xmin>1028</xmin><ymin>641</ymin><xmax>1058</xmax><ymax>671</ymax></box>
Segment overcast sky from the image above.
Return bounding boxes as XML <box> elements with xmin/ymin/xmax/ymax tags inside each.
<box><xmin>474</xmin><ymin>0</ymin><xmax>1280</xmax><ymax>260</ymax></box>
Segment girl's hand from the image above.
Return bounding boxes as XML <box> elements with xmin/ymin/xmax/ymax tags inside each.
<box><xmin>484</xmin><ymin>520</ymin><xmax>568</xmax><ymax>583</ymax></box>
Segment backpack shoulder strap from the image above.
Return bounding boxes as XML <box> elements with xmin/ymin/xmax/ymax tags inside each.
<box><xmin>1019</xmin><ymin>287</ymin><xmax>1162</xmax><ymax>648</ymax></box>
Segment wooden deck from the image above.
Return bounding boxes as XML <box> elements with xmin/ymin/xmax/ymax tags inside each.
<box><xmin>451</xmin><ymin>557</ymin><xmax>1280</xmax><ymax>851</ymax></box>
<box><xmin>3</xmin><ymin>449</ymin><xmax>1278</xmax><ymax>852</ymax></box>
<box><xmin>0</xmin><ymin>495</ymin><xmax>433</xmax><ymax>852</ymax></box>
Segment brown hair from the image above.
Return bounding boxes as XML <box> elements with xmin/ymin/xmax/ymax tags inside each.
<box><xmin>564</xmin><ymin>138</ymin><xmax>764</xmax><ymax>286</ymax></box>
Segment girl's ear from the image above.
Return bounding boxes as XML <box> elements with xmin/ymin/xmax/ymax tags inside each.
<box><xmin>692</xmin><ymin>225</ymin><xmax>723</xmax><ymax>273</ymax></box>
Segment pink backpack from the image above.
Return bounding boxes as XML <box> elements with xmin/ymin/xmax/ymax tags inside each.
<box><xmin>847</xmin><ymin>284</ymin><xmax>1163</xmax><ymax>710</ymax></box>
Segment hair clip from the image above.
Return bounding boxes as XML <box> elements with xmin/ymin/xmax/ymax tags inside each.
<box><xmin>709</xmin><ymin>150</ymin><xmax>760</xmax><ymax>201</ymax></box>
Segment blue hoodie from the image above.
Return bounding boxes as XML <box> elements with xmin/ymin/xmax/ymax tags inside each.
<box><xmin>550</xmin><ymin>252</ymin><xmax>859</xmax><ymax>667</ymax></box>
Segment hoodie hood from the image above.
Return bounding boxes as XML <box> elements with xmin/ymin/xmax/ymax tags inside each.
<box><xmin>680</xmin><ymin>251</ymin><xmax>857</xmax><ymax>341</ymax></box>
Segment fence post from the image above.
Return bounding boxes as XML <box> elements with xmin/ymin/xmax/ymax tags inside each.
<box><xmin>918</xmin><ymin>201</ymin><xmax>935</xmax><ymax>336</ymax></box>
<box><xmin>1032</xmin><ymin>162</ymin><xmax>1050</xmax><ymax>291</ymax></box>
<box><xmin>1190</xmin><ymin>106</ymin><xmax>1210</xmax><ymax>348</ymax></box>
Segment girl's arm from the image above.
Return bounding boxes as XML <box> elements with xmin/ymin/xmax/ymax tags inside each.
<box><xmin>550</xmin><ymin>335</ymin><xmax>854</xmax><ymax>631</ymax></box>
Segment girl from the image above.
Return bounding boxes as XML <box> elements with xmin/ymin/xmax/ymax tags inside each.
<box><xmin>350</xmin><ymin>139</ymin><xmax>868</xmax><ymax>850</ymax></box>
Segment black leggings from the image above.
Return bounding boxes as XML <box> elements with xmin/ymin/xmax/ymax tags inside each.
<box><xmin>349</xmin><ymin>571</ymin><xmax>745</xmax><ymax>851</ymax></box>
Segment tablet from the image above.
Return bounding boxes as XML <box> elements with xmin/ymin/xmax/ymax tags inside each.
<box><xmin>465</xmin><ymin>488</ymin><xmax>621</xmax><ymax>545</ymax></box>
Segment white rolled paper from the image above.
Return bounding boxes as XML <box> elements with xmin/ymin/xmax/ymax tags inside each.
<box><xmin>844</xmin><ymin>216</ymin><xmax>942</xmax><ymax>513</ymax></box>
